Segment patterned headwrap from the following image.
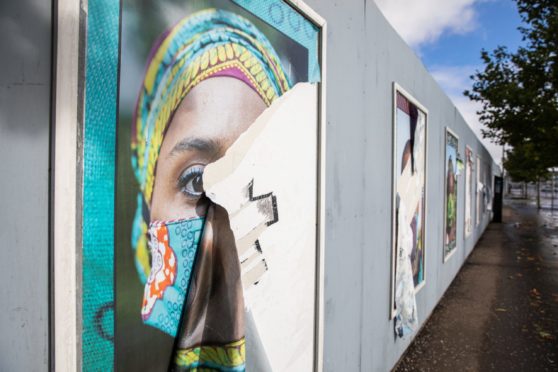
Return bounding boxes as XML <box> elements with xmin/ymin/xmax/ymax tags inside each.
<box><xmin>131</xmin><ymin>9</ymin><xmax>291</xmax><ymax>283</ymax></box>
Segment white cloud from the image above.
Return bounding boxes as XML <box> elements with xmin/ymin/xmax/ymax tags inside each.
<box><xmin>430</xmin><ymin>65</ymin><xmax>503</xmax><ymax>164</ymax></box>
<box><xmin>430</xmin><ymin>65</ymin><xmax>474</xmax><ymax>93</ymax></box>
<box><xmin>374</xmin><ymin>0</ymin><xmax>480</xmax><ymax>47</ymax></box>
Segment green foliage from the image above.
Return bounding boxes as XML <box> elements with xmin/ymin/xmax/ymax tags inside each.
<box><xmin>504</xmin><ymin>143</ymin><xmax>549</xmax><ymax>183</ymax></box>
<box><xmin>464</xmin><ymin>0</ymin><xmax>558</xmax><ymax>179</ymax></box>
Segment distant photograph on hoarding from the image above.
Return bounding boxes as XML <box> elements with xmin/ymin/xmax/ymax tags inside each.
<box><xmin>483</xmin><ymin>162</ymin><xmax>492</xmax><ymax>215</ymax></box>
<box><xmin>444</xmin><ymin>129</ymin><xmax>458</xmax><ymax>260</ymax></box>
<box><xmin>391</xmin><ymin>85</ymin><xmax>426</xmax><ymax>337</ymax></box>
<box><xmin>476</xmin><ymin>155</ymin><xmax>481</xmax><ymax>226</ymax></box>
<box><xmin>465</xmin><ymin>146</ymin><xmax>474</xmax><ymax>237</ymax></box>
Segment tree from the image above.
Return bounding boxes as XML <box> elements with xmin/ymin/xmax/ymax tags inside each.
<box><xmin>464</xmin><ymin>0</ymin><xmax>558</xmax><ymax>178</ymax></box>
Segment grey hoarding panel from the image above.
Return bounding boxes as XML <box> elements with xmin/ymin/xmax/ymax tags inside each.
<box><xmin>0</xmin><ymin>0</ymin><xmax>52</xmax><ymax>370</ymax></box>
<box><xmin>303</xmin><ymin>1</ymin><xmax>498</xmax><ymax>370</ymax></box>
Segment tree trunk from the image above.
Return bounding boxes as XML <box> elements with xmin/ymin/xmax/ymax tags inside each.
<box><xmin>536</xmin><ymin>179</ymin><xmax>541</xmax><ymax>209</ymax></box>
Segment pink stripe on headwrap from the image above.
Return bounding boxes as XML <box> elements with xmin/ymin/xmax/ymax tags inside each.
<box><xmin>207</xmin><ymin>66</ymin><xmax>260</xmax><ymax>96</ymax></box>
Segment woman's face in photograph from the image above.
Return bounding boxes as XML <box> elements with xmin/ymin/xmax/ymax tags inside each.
<box><xmin>149</xmin><ymin>76</ymin><xmax>267</xmax><ymax>222</ymax></box>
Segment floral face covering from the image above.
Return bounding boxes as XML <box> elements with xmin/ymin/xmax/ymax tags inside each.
<box><xmin>141</xmin><ymin>217</ymin><xmax>205</xmax><ymax>336</ymax></box>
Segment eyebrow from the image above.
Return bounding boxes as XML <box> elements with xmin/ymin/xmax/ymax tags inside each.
<box><xmin>168</xmin><ymin>136</ymin><xmax>221</xmax><ymax>158</ymax></box>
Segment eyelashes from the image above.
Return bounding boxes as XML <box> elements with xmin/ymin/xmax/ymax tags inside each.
<box><xmin>177</xmin><ymin>164</ymin><xmax>205</xmax><ymax>199</ymax></box>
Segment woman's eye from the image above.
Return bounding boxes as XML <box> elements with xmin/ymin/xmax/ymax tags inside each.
<box><xmin>177</xmin><ymin>165</ymin><xmax>205</xmax><ymax>198</ymax></box>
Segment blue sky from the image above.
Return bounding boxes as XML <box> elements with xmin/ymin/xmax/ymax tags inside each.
<box><xmin>375</xmin><ymin>0</ymin><xmax>524</xmax><ymax>163</ymax></box>
<box><xmin>420</xmin><ymin>0</ymin><xmax>522</xmax><ymax>67</ymax></box>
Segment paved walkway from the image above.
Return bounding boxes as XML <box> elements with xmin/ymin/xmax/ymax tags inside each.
<box><xmin>395</xmin><ymin>199</ymin><xmax>558</xmax><ymax>371</ymax></box>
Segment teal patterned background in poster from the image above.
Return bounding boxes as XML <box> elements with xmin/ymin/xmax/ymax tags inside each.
<box><xmin>83</xmin><ymin>0</ymin><xmax>119</xmax><ymax>369</ymax></box>
<box><xmin>232</xmin><ymin>0</ymin><xmax>320</xmax><ymax>81</ymax></box>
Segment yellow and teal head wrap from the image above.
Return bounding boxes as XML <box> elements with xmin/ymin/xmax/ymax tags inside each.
<box><xmin>131</xmin><ymin>9</ymin><xmax>291</xmax><ymax>282</ymax></box>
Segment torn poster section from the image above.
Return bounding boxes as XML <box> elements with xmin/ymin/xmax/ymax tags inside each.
<box><xmin>394</xmin><ymin>199</ymin><xmax>419</xmax><ymax>338</ymax></box>
<box><xmin>393</xmin><ymin>116</ymin><xmax>422</xmax><ymax>337</ymax></box>
<box><xmin>203</xmin><ymin>83</ymin><xmax>318</xmax><ymax>371</ymax></box>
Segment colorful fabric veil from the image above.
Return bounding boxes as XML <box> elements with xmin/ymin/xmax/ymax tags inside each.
<box><xmin>131</xmin><ymin>9</ymin><xmax>291</xmax><ymax>283</ymax></box>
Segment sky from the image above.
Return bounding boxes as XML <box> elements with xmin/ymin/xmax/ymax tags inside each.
<box><xmin>374</xmin><ymin>0</ymin><xmax>523</xmax><ymax>164</ymax></box>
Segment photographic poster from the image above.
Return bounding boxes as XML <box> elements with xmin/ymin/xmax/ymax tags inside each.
<box><xmin>391</xmin><ymin>86</ymin><xmax>426</xmax><ymax>337</ymax></box>
<box><xmin>476</xmin><ymin>155</ymin><xmax>481</xmax><ymax>226</ymax></box>
<box><xmin>484</xmin><ymin>162</ymin><xmax>492</xmax><ymax>214</ymax></box>
<box><xmin>465</xmin><ymin>146</ymin><xmax>474</xmax><ymax>237</ymax></box>
<box><xmin>115</xmin><ymin>1</ymin><xmax>321</xmax><ymax>370</ymax></box>
<box><xmin>444</xmin><ymin>129</ymin><xmax>458</xmax><ymax>260</ymax></box>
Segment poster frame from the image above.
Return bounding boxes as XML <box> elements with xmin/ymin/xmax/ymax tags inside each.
<box><xmin>52</xmin><ymin>0</ymin><xmax>327</xmax><ymax>370</ymax></box>
<box><xmin>464</xmin><ymin>145</ymin><xmax>474</xmax><ymax>239</ymax></box>
<box><xmin>390</xmin><ymin>82</ymin><xmax>429</xmax><ymax>319</ymax></box>
<box><xmin>475</xmin><ymin>154</ymin><xmax>484</xmax><ymax>227</ymax></box>
<box><xmin>283</xmin><ymin>2</ymin><xmax>327</xmax><ymax>370</ymax></box>
<box><xmin>443</xmin><ymin>127</ymin><xmax>459</xmax><ymax>263</ymax></box>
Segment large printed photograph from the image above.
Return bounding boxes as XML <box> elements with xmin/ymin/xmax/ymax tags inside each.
<box><xmin>391</xmin><ymin>84</ymin><xmax>427</xmax><ymax>337</ymax></box>
<box><xmin>116</xmin><ymin>0</ymin><xmax>321</xmax><ymax>370</ymax></box>
<box><xmin>444</xmin><ymin>129</ymin><xmax>459</xmax><ymax>260</ymax></box>
<box><xmin>475</xmin><ymin>157</ymin><xmax>492</xmax><ymax>225</ymax></box>
<box><xmin>475</xmin><ymin>155</ymin><xmax>484</xmax><ymax>226</ymax></box>
<box><xmin>483</xmin><ymin>161</ymin><xmax>492</xmax><ymax>217</ymax></box>
<box><xmin>464</xmin><ymin>146</ymin><xmax>474</xmax><ymax>238</ymax></box>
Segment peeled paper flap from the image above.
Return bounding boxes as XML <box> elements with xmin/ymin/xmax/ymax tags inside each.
<box><xmin>202</xmin><ymin>82</ymin><xmax>318</xmax><ymax>372</ymax></box>
<box><xmin>203</xmin><ymin>84</ymin><xmax>293</xmax><ymax>192</ymax></box>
